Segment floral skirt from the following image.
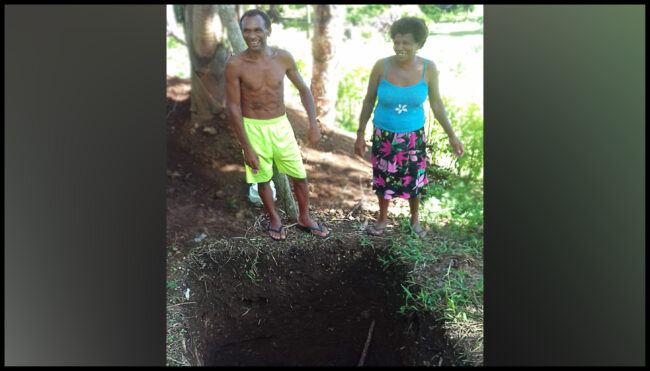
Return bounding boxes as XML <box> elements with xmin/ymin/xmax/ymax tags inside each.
<box><xmin>371</xmin><ymin>126</ymin><xmax>428</xmax><ymax>199</ymax></box>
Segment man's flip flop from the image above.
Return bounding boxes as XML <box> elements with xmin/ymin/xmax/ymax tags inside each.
<box><xmin>268</xmin><ymin>224</ymin><xmax>286</xmax><ymax>241</ymax></box>
<box><xmin>296</xmin><ymin>223</ymin><xmax>331</xmax><ymax>239</ymax></box>
<box><xmin>366</xmin><ymin>225</ymin><xmax>385</xmax><ymax>236</ymax></box>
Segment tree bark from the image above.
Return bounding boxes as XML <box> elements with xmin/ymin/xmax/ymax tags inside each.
<box><xmin>311</xmin><ymin>5</ymin><xmax>345</xmax><ymax>128</ymax></box>
<box><xmin>216</xmin><ymin>5</ymin><xmax>246</xmax><ymax>54</ymax></box>
<box><xmin>183</xmin><ymin>5</ymin><xmax>229</xmax><ymax>125</ymax></box>
<box><xmin>267</xmin><ymin>5</ymin><xmax>281</xmax><ymax>23</ymax></box>
<box><xmin>272</xmin><ymin>164</ymin><xmax>299</xmax><ymax>222</ymax></box>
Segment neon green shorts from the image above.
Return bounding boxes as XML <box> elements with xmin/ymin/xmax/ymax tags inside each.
<box><xmin>243</xmin><ymin>114</ymin><xmax>307</xmax><ymax>184</ymax></box>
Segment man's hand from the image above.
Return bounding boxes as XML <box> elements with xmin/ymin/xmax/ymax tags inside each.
<box><xmin>243</xmin><ymin>147</ymin><xmax>260</xmax><ymax>172</ymax></box>
<box><xmin>306</xmin><ymin>125</ymin><xmax>321</xmax><ymax>147</ymax></box>
<box><xmin>354</xmin><ymin>133</ymin><xmax>366</xmax><ymax>156</ymax></box>
<box><xmin>449</xmin><ymin>135</ymin><xmax>465</xmax><ymax>158</ymax></box>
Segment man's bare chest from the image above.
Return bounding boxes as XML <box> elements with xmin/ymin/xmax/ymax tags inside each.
<box><xmin>240</xmin><ymin>61</ymin><xmax>286</xmax><ymax>92</ymax></box>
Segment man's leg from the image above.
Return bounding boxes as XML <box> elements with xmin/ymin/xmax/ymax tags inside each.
<box><xmin>408</xmin><ymin>197</ymin><xmax>426</xmax><ymax>238</ymax></box>
<box><xmin>258</xmin><ymin>181</ymin><xmax>285</xmax><ymax>240</ymax></box>
<box><xmin>290</xmin><ymin>177</ymin><xmax>329</xmax><ymax>237</ymax></box>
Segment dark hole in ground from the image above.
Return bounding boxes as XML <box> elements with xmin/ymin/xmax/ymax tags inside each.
<box><xmin>183</xmin><ymin>242</ymin><xmax>457</xmax><ymax>366</ymax></box>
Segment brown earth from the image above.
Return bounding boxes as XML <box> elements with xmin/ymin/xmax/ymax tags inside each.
<box><xmin>165</xmin><ymin>76</ymin><xmax>477</xmax><ymax>366</ymax></box>
<box><xmin>165</xmin><ymin>75</ymin><xmax>380</xmax><ymax>253</ymax></box>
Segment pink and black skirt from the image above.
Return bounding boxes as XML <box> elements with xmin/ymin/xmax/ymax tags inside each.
<box><xmin>371</xmin><ymin>126</ymin><xmax>429</xmax><ymax>199</ymax></box>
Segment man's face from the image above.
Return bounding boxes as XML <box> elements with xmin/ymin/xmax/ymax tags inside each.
<box><xmin>393</xmin><ymin>33</ymin><xmax>418</xmax><ymax>61</ymax></box>
<box><xmin>241</xmin><ymin>15</ymin><xmax>270</xmax><ymax>51</ymax></box>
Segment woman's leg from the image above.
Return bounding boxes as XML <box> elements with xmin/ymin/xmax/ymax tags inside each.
<box><xmin>408</xmin><ymin>196</ymin><xmax>426</xmax><ymax>238</ymax></box>
<box><xmin>368</xmin><ymin>195</ymin><xmax>390</xmax><ymax>235</ymax></box>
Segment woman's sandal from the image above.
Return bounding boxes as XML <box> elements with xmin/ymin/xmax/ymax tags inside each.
<box><xmin>365</xmin><ymin>225</ymin><xmax>385</xmax><ymax>236</ymax></box>
<box><xmin>412</xmin><ymin>226</ymin><xmax>427</xmax><ymax>239</ymax></box>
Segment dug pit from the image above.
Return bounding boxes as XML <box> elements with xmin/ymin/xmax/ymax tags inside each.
<box><xmin>170</xmin><ymin>237</ymin><xmax>460</xmax><ymax>366</ymax></box>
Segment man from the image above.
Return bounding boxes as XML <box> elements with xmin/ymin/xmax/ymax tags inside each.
<box><xmin>225</xmin><ymin>9</ymin><xmax>330</xmax><ymax>241</ymax></box>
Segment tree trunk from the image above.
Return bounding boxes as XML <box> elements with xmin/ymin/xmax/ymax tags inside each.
<box><xmin>311</xmin><ymin>5</ymin><xmax>345</xmax><ymax>128</ymax></box>
<box><xmin>183</xmin><ymin>5</ymin><xmax>229</xmax><ymax>125</ymax></box>
<box><xmin>216</xmin><ymin>5</ymin><xmax>246</xmax><ymax>54</ymax></box>
<box><xmin>272</xmin><ymin>164</ymin><xmax>298</xmax><ymax>222</ymax></box>
<box><xmin>215</xmin><ymin>4</ymin><xmax>299</xmax><ymax>221</ymax></box>
<box><xmin>267</xmin><ymin>5</ymin><xmax>281</xmax><ymax>23</ymax></box>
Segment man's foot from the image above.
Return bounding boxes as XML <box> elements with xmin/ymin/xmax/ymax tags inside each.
<box><xmin>366</xmin><ymin>224</ymin><xmax>385</xmax><ymax>236</ymax></box>
<box><xmin>268</xmin><ymin>224</ymin><xmax>286</xmax><ymax>241</ymax></box>
<box><xmin>296</xmin><ymin>218</ymin><xmax>330</xmax><ymax>239</ymax></box>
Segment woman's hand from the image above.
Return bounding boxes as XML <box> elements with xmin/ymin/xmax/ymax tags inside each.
<box><xmin>354</xmin><ymin>133</ymin><xmax>366</xmax><ymax>156</ymax></box>
<box><xmin>449</xmin><ymin>135</ymin><xmax>465</xmax><ymax>157</ymax></box>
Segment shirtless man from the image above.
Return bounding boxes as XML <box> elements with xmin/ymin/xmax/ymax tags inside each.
<box><xmin>225</xmin><ymin>9</ymin><xmax>330</xmax><ymax>241</ymax></box>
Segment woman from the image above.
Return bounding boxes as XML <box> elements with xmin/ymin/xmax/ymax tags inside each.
<box><xmin>355</xmin><ymin>16</ymin><xmax>465</xmax><ymax>238</ymax></box>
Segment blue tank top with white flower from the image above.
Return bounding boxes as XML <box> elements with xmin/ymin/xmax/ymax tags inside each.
<box><xmin>373</xmin><ymin>57</ymin><xmax>429</xmax><ymax>133</ymax></box>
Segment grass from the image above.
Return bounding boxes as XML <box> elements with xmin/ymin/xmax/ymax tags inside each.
<box><xmin>421</xmin><ymin>166</ymin><xmax>484</xmax><ymax>237</ymax></box>
<box><xmin>371</xmin><ymin>168</ymin><xmax>483</xmax><ymax>364</ymax></box>
<box><xmin>246</xmin><ymin>257</ymin><xmax>261</xmax><ymax>284</ymax></box>
<box><xmin>166</xmin><ymin>307</ymin><xmax>191</xmax><ymax>366</ymax></box>
<box><xmin>380</xmin><ymin>219</ymin><xmax>482</xmax><ymax>315</ymax></box>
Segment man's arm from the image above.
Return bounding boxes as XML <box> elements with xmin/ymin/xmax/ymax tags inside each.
<box><xmin>427</xmin><ymin>61</ymin><xmax>465</xmax><ymax>158</ymax></box>
<box><xmin>283</xmin><ymin>51</ymin><xmax>320</xmax><ymax>146</ymax></box>
<box><xmin>225</xmin><ymin>57</ymin><xmax>260</xmax><ymax>170</ymax></box>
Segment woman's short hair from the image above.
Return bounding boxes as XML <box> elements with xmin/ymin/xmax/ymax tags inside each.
<box><xmin>240</xmin><ymin>9</ymin><xmax>271</xmax><ymax>29</ymax></box>
<box><xmin>390</xmin><ymin>17</ymin><xmax>428</xmax><ymax>48</ymax></box>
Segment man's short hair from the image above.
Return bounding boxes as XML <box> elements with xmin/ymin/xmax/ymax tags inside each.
<box><xmin>390</xmin><ymin>17</ymin><xmax>428</xmax><ymax>48</ymax></box>
<box><xmin>240</xmin><ymin>9</ymin><xmax>272</xmax><ymax>29</ymax></box>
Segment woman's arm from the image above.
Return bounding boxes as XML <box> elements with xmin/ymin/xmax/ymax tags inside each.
<box><xmin>355</xmin><ymin>59</ymin><xmax>383</xmax><ymax>156</ymax></box>
<box><xmin>427</xmin><ymin>60</ymin><xmax>465</xmax><ymax>157</ymax></box>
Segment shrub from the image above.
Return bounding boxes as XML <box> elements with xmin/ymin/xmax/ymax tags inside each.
<box><xmin>336</xmin><ymin>66</ymin><xmax>370</xmax><ymax>132</ymax></box>
<box><xmin>346</xmin><ymin>5</ymin><xmax>391</xmax><ymax>26</ymax></box>
<box><xmin>418</xmin><ymin>5</ymin><xmax>475</xmax><ymax>23</ymax></box>
<box><xmin>424</xmin><ymin>97</ymin><xmax>483</xmax><ymax>181</ymax></box>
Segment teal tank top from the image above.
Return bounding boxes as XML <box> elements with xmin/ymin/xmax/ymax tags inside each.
<box><xmin>373</xmin><ymin>57</ymin><xmax>429</xmax><ymax>133</ymax></box>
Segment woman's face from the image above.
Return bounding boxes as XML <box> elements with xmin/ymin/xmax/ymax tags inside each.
<box><xmin>393</xmin><ymin>33</ymin><xmax>419</xmax><ymax>62</ymax></box>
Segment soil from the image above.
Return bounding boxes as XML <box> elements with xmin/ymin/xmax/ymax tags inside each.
<box><xmin>165</xmin><ymin>76</ymin><xmax>478</xmax><ymax>366</ymax></box>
